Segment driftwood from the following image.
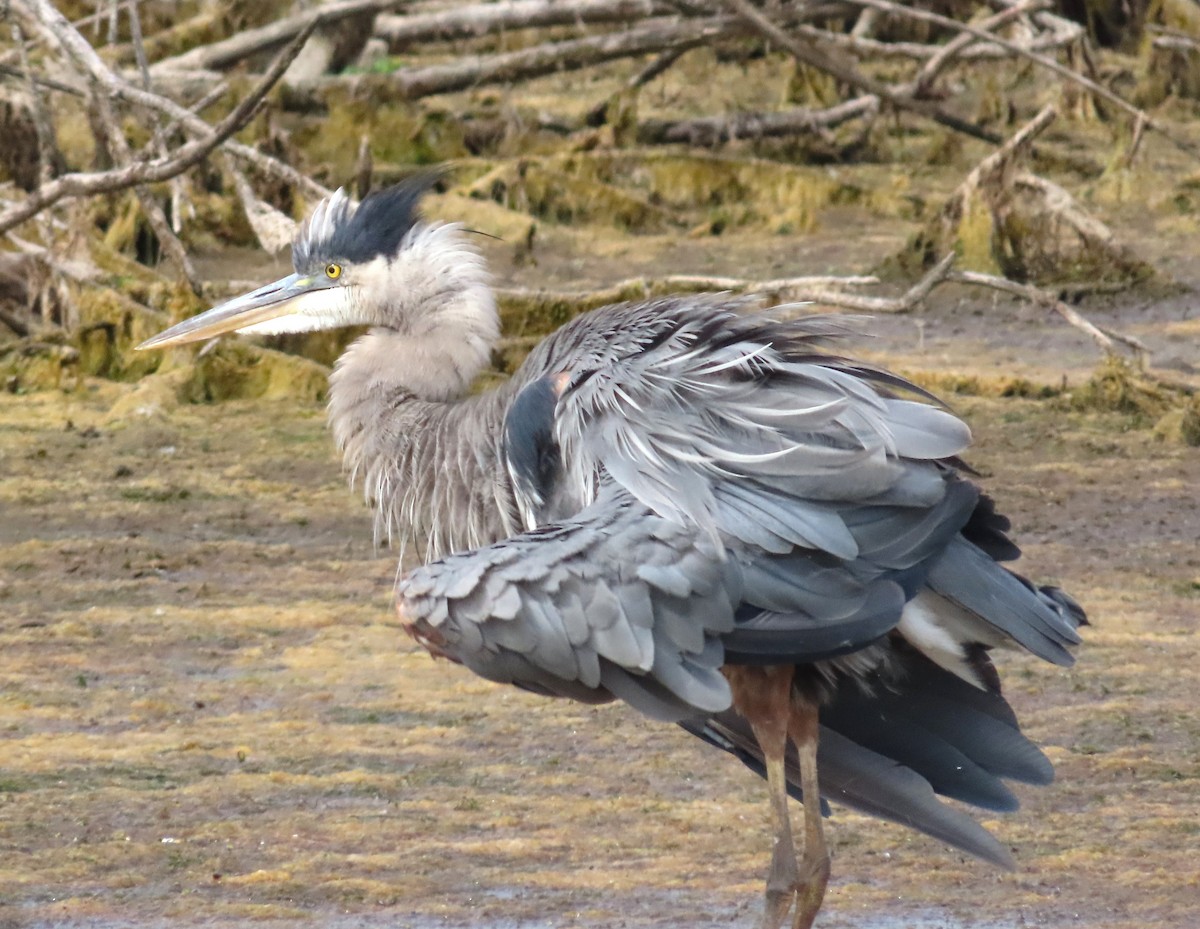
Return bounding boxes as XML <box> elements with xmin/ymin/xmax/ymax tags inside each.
<box><xmin>947</xmin><ymin>270</ymin><xmax>1149</xmax><ymax>359</ymax></box>
<box><xmin>844</xmin><ymin>0</ymin><xmax>1200</xmax><ymax>160</ymax></box>
<box><xmin>376</xmin><ymin>0</ymin><xmax>663</xmax><ymax>51</ymax></box>
<box><xmin>910</xmin><ymin>0</ymin><xmax>1053</xmax><ymax>95</ymax></box>
<box><xmin>797</xmin><ymin>253</ymin><xmax>958</xmax><ymax>314</ymax></box>
<box><xmin>941</xmin><ymin>102</ymin><xmax>1059</xmax><ymax>227</ymax></box>
<box><xmin>150</xmin><ymin>0</ymin><xmax>408</xmax><ymax>74</ymax></box>
<box><xmin>792</xmin><ymin>0</ymin><xmax>1080</xmax><ymax>67</ymax></box>
<box><xmin>722</xmin><ymin>0</ymin><xmax>1004</xmax><ymax>146</ymax></box>
<box><xmin>287</xmin><ymin>14</ymin><xmax>745</xmax><ymax>105</ymax></box>
<box><xmin>228</xmin><ymin>163</ymin><xmax>297</xmax><ymax>256</ymax></box>
<box><xmin>499</xmin><ymin>271</ymin><xmax>880</xmax><ymax>305</ymax></box>
<box><xmin>290</xmin><ymin>4</ymin><xmax>856</xmax><ymax>108</ymax></box>
<box><xmin>916</xmin><ymin>104</ymin><xmax>1153</xmax><ymax>285</ymax></box>
<box><xmin>637</xmin><ymin>96</ymin><xmax>878</xmax><ymax>145</ymax></box>
<box><xmin>1</xmin><ymin>2</ymin><xmax>321</xmax><ymax>237</ymax></box>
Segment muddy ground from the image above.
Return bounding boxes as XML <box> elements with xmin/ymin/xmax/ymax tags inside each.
<box><xmin>3</xmin><ymin>203</ymin><xmax>1200</xmax><ymax>929</ymax></box>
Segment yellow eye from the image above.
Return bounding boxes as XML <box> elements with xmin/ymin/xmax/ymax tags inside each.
<box><xmin>325</xmin><ymin>263</ymin><xmax>342</xmax><ymax>280</ymax></box>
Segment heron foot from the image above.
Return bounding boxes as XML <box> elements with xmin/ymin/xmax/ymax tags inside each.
<box><xmin>760</xmin><ymin>829</ymin><xmax>800</xmax><ymax>929</ymax></box>
<box><xmin>758</xmin><ymin>833</ymin><xmax>831</xmax><ymax>929</ymax></box>
<box><xmin>790</xmin><ymin>847</ymin><xmax>831</xmax><ymax>929</ymax></box>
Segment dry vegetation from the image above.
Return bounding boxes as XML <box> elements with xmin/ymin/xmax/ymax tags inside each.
<box><xmin>1</xmin><ymin>1</ymin><xmax>1200</xmax><ymax>927</ymax></box>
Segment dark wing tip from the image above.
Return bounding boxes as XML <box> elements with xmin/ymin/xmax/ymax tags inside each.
<box><xmin>1040</xmin><ymin>585</ymin><xmax>1089</xmax><ymax>628</ymax></box>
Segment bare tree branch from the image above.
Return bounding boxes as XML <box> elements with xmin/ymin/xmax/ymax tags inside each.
<box><xmin>845</xmin><ymin>0</ymin><xmax>1200</xmax><ymax>161</ymax></box>
<box><xmin>948</xmin><ymin>270</ymin><xmax>1149</xmax><ymax>358</ymax></box>
<box><xmin>151</xmin><ymin>0</ymin><xmax>408</xmax><ymax>73</ymax></box>
<box><xmin>109</xmin><ymin>0</ymin><xmax>199</xmax><ymax>290</ymax></box>
<box><xmin>0</xmin><ymin>3</ymin><xmax>322</xmax><ymax>236</ymax></box>
<box><xmin>293</xmin><ymin>15</ymin><xmax>745</xmax><ymax>104</ymax></box>
<box><xmin>790</xmin><ymin>0</ymin><xmax>1076</xmax><ymax>65</ymax></box>
<box><xmin>722</xmin><ymin>0</ymin><xmax>1004</xmax><ymax>146</ymax></box>
<box><xmin>0</xmin><ymin>63</ymin><xmax>85</xmax><ymax>96</ymax></box>
<box><xmin>954</xmin><ymin>103</ymin><xmax>1058</xmax><ymax>198</ymax></box>
<box><xmin>497</xmin><ymin>271</ymin><xmax>881</xmax><ymax>318</ymax></box>
<box><xmin>9</xmin><ymin>20</ymin><xmax>59</xmax><ymax>188</ymax></box>
<box><xmin>796</xmin><ymin>252</ymin><xmax>958</xmax><ymax>313</ymax></box>
<box><xmin>911</xmin><ymin>0</ymin><xmax>1049</xmax><ymax>95</ymax></box>
<box><xmin>637</xmin><ymin>96</ymin><xmax>877</xmax><ymax>145</ymax></box>
<box><xmin>377</xmin><ymin>0</ymin><xmax>662</xmax><ymax>51</ymax></box>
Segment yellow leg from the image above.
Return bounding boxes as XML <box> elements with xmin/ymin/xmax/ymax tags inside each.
<box><xmin>724</xmin><ymin>666</ymin><xmax>801</xmax><ymax>929</ymax></box>
<box><xmin>789</xmin><ymin>702</ymin><xmax>831</xmax><ymax>929</ymax></box>
<box><xmin>751</xmin><ymin>719</ymin><xmax>799</xmax><ymax>929</ymax></box>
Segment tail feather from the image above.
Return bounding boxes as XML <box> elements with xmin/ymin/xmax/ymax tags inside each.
<box><xmin>817</xmin><ymin>727</ymin><xmax>1016</xmax><ymax>869</ymax></box>
<box><xmin>845</xmin><ymin>650</ymin><xmax>1054</xmax><ymax>786</ymax></box>
<box><xmin>819</xmin><ymin>703</ymin><xmax>1021</xmax><ymax>813</ymax></box>
<box><xmin>682</xmin><ymin>711</ymin><xmax>1015</xmax><ymax>869</ymax></box>
<box><xmin>679</xmin><ymin>651</ymin><xmax>1053</xmax><ymax>868</ymax></box>
<box><xmin>926</xmin><ymin>537</ymin><xmax>1081</xmax><ymax>666</ymax></box>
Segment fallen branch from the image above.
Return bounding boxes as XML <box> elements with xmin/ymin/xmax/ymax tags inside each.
<box><xmin>920</xmin><ymin>103</ymin><xmax>1057</xmax><ymax>265</ymax></box>
<box><xmin>790</xmin><ymin>0</ymin><xmax>1076</xmax><ymax>67</ymax></box>
<box><xmin>227</xmin><ymin>161</ymin><xmax>297</xmax><ymax>255</ymax></box>
<box><xmin>911</xmin><ymin>0</ymin><xmax>1051</xmax><ymax>96</ymax></box>
<box><xmin>151</xmin><ymin>0</ymin><xmax>407</xmax><ymax>73</ymax></box>
<box><xmin>0</xmin><ymin>63</ymin><xmax>85</xmax><ymax>96</ymax></box>
<box><xmin>105</xmin><ymin>7</ymin><xmax>225</xmax><ymax>67</ymax></box>
<box><xmin>955</xmin><ymin>103</ymin><xmax>1058</xmax><ymax>198</ymax></box>
<box><xmin>107</xmin><ymin>0</ymin><xmax>199</xmax><ymax>291</ymax></box>
<box><xmin>637</xmin><ymin>96</ymin><xmax>877</xmax><ymax>146</ymax></box>
<box><xmin>920</xmin><ymin>105</ymin><xmax>1150</xmax><ymax>285</ymax></box>
<box><xmin>9</xmin><ymin>19</ymin><xmax>59</xmax><ymax>190</ymax></box>
<box><xmin>1</xmin><ymin>3</ymin><xmax>322</xmax><ymax>236</ymax></box>
<box><xmin>722</xmin><ymin>0</ymin><xmax>1004</xmax><ymax>146</ymax></box>
<box><xmin>376</xmin><ymin>0</ymin><xmax>662</xmax><ymax>51</ymax></box>
<box><xmin>948</xmin><ymin>270</ymin><xmax>1148</xmax><ymax>358</ymax></box>
<box><xmin>797</xmin><ymin>253</ymin><xmax>957</xmax><ymax>313</ymax></box>
<box><xmin>294</xmin><ymin>15</ymin><xmax>744</xmax><ymax>104</ymax></box>
<box><xmin>497</xmin><ymin>271</ymin><xmax>881</xmax><ymax>321</ymax></box>
<box><xmin>844</xmin><ymin>0</ymin><xmax>1200</xmax><ymax>162</ymax></box>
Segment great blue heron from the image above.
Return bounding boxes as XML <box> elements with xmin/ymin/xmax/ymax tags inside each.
<box><xmin>139</xmin><ymin>176</ymin><xmax>1084</xmax><ymax>929</ymax></box>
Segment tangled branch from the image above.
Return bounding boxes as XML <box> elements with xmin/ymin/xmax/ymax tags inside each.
<box><xmin>1</xmin><ymin>1</ymin><xmax>323</xmax><ymax>237</ymax></box>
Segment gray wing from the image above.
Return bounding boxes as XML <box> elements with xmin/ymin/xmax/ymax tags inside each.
<box><xmin>551</xmin><ymin>303</ymin><xmax>973</xmax><ymax>557</ymax></box>
<box><xmin>478</xmin><ymin>302</ymin><xmax>1078</xmax><ymax>703</ymax></box>
<box><xmin>396</xmin><ymin>472</ymin><xmax>971</xmax><ymax>722</ymax></box>
<box><xmin>512</xmin><ymin>302</ymin><xmax>1078</xmax><ymax>673</ymax></box>
<box><xmin>398</xmin><ymin>483</ymin><xmax>739</xmax><ymax>721</ymax></box>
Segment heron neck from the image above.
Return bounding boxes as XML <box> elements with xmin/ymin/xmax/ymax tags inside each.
<box><xmin>327</xmin><ymin>325</ymin><xmax>521</xmax><ymax>562</ymax></box>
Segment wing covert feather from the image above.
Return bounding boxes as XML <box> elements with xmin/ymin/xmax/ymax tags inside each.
<box><xmin>545</xmin><ymin>300</ymin><xmax>971</xmax><ymax>552</ymax></box>
<box><xmin>398</xmin><ymin>487</ymin><xmax>741</xmax><ymax>719</ymax></box>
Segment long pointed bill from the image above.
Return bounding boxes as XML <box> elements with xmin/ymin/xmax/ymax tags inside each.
<box><xmin>136</xmin><ymin>273</ymin><xmax>320</xmax><ymax>350</ymax></box>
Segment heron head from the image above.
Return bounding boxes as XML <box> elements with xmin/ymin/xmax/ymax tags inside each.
<box><xmin>137</xmin><ymin>174</ymin><xmax>487</xmax><ymax>350</ymax></box>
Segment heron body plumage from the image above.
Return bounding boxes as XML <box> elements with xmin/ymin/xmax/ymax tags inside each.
<box><xmin>140</xmin><ymin>178</ymin><xmax>1085</xmax><ymax>929</ymax></box>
